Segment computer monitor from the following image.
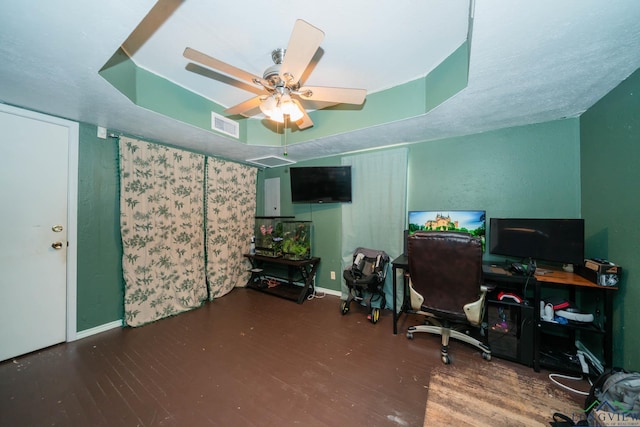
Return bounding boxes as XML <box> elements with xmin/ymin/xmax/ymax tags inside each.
<box><xmin>489</xmin><ymin>217</ymin><xmax>584</xmax><ymax>265</ymax></box>
<box><xmin>408</xmin><ymin>210</ymin><xmax>486</xmax><ymax>251</ymax></box>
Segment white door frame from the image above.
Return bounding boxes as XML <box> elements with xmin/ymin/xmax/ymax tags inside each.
<box><xmin>0</xmin><ymin>103</ymin><xmax>78</xmax><ymax>342</ymax></box>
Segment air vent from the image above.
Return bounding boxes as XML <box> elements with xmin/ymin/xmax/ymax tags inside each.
<box><xmin>211</xmin><ymin>112</ymin><xmax>239</xmax><ymax>138</ymax></box>
<box><xmin>246</xmin><ymin>156</ymin><xmax>296</xmax><ymax>168</ymax></box>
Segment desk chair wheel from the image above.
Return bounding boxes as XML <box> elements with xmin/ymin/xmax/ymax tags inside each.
<box><xmin>406</xmin><ymin>331</ymin><xmax>414</xmax><ymax>339</ymax></box>
<box><xmin>482</xmin><ymin>352</ymin><xmax>491</xmax><ymax>361</ymax></box>
<box><xmin>340</xmin><ymin>300</ymin><xmax>350</xmax><ymax>315</ymax></box>
<box><xmin>441</xmin><ymin>354</ymin><xmax>451</xmax><ymax>364</ymax></box>
<box><xmin>368</xmin><ymin>307</ymin><xmax>380</xmax><ymax>324</ymax></box>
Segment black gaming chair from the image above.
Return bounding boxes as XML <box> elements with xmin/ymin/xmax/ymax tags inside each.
<box><xmin>406</xmin><ymin>231</ymin><xmax>491</xmax><ymax>364</ymax></box>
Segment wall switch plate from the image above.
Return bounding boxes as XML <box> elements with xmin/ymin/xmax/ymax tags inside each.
<box><xmin>330</xmin><ymin>271</ymin><xmax>336</xmax><ymax>280</ymax></box>
<box><xmin>97</xmin><ymin>126</ymin><xmax>107</xmax><ymax>139</ymax></box>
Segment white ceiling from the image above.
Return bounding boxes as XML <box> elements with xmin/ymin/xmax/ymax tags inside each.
<box><xmin>1</xmin><ymin>0</ymin><xmax>639</xmax><ymax>165</ymax></box>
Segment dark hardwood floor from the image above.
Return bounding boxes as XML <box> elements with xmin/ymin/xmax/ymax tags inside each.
<box><xmin>0</xmin><ymin>288</ymin><xmax>582</xmax><ymax>426</ymax></box>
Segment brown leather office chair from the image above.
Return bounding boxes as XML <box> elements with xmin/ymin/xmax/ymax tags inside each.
<box><xmin>406</xmin><ymin>231</ymin><xmax>491</xmax><ymax>364</ymax></box>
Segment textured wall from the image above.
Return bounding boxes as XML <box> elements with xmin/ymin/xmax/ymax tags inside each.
<box><xmin>76</xmin><ymin>124</ymin><xmax>124</xmax><ymax>331</ymax></box>
<box><xmin>580</xmin><ymin>67</ymin><xmax>640</xmax><ymax>371</ymax></box>
<box><xmin>264</xmin><ymin>118</ymin><xmax>581</xmax><ymax>293</ymax></box>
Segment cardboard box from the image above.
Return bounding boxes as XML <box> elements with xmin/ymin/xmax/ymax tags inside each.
<box><xmin>576</xmin><ymin>259</ymin><xmax>622</xmax><ymax>287</ymax></box>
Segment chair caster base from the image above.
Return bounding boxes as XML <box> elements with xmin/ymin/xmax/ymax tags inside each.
<box><xmin>340</xmin><ymin>300</ymin><xmax>350</xmax><ymax>315</ymax></box>
<box><xmin>406</xmin><ymin>326</ymin><xmax>416</xmax><ymax>339</ymax></box>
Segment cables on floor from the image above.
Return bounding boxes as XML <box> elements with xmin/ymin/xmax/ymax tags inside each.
<box><xmin>548</xmin><ymin>372</ymin><xmax>592</xmax><ymax>396</ymax></box>
<box><xmin>307</xmin><ymin>287</ymin><xmax>326</xmax><ymax>300</ymax></box>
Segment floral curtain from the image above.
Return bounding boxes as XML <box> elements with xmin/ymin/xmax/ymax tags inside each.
<box><xmin>119</xmin><ymin>137</ymin><xmax>207</xmax><ymax>327</ymax></box>
<box><xmin>205</xmin><ymin>157</ymin><xmax>257</xmax><ymax>299</ymax></box>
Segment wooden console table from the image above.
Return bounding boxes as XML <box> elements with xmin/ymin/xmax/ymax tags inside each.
<box><xmin>243</xmin><ymin>254</ymin><xmax>321</xmax><ymax>304</ymax></box>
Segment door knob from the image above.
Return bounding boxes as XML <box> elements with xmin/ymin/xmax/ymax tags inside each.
<box><xmin>51</xmin><ymin>242</ymin><xmax>64</xmax><ymax>249</ymax></box>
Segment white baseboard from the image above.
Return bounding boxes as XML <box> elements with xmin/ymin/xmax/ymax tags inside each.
<box><xmin>74</xmin><ymin>320</ymin><xmax>123</xmax><ymax>341</ymax></box>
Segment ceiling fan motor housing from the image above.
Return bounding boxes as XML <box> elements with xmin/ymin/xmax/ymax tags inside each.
<box><xmin>263</xmin><ymin>64</ymin><xmax>282</xmax><ymax>87</ymax></box>
<box><xmin>263</xmin><ymin>48</ymin><xmax>287</xmax><ymax>87</ymax></box>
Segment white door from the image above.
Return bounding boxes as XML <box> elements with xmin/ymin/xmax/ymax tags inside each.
<box><xmin>264</xmin><ymin>177</ymin><xmax>281</xmax><ymax>216</ymax></box>
<box><xmin>0</xmin><ymin>108</ymin><xmax>74</xmax><ymax>361</ymax></box>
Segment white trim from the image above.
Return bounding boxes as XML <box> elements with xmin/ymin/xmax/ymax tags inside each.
<box><xmin>65</xmin><ymin>120</ymin><xmax>79</xmax><ymax>341</ymax></box>
<box><xmin>0</xmin><ymin>103</ymin><xmax>79</xmax><ymax>343</ymax></box>
<box><xmin>75</xmin><ymin>320</ymin><xmax>123</xmax><ymax>340</ymax></box>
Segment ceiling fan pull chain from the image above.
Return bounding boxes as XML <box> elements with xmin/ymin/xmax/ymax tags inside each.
<box><xmin>283</xmin><ymin>117</ymin><xmax>288</xmax><ymax>156</ymax></box>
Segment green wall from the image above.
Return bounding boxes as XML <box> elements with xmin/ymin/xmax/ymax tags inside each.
<box><xmin>77</xmin><ymin>124</ymin><xmax>124</xmax><ymax>330</ymax></box>
<box><xmin>580</xmin><ymin>67</ymin><xmax>640</xmax><ymax>371</ymax></box>
<box><xmin>262</xmin><ymin>119</ymin><xmax>581</xmax><ymax>293</ymax></box>
<box><xmin>75</xmin><ymin>70</ymin><xmax>639</xmax><ymax>370</ymax></box>
<box><xmin>406</xmin><ymin>119</ymin><xmax>581</xmax><ymax>224</ymax></box>
<box><xmin>259</xmin><ymin>157</ymin><xmax>345</xmax><ymax>292</ymax></box>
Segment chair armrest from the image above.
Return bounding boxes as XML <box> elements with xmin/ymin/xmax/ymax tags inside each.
<box><xmin>481</xmin><ymin>284</ymin><xmax>495</xmax><ymax>293</ymax></box>
<box><xmin>463</xmin><ymin>288</ymin><xmax>489</xmax><ymax>327</ymax></box>
<box><xmin>408</xmin><ymin>279</ymin><xmax>424</xmax><ymax>311</ymax></box>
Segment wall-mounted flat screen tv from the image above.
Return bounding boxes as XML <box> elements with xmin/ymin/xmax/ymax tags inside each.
<box><xmin>290</xmin><ymin>166</ymin><xmax>352</xmax><ymax>204</ymax></box>
<box><xmin>408</xmin><ymin>210</ymin><xmax>486</xmax><ymax>250</ymax></box>
<box><xmin>489</xmin><ymin>218</ymin><xmax>585</xmax><ymax>265</ymax></box>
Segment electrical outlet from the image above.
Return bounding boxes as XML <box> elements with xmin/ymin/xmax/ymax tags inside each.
<box><xmin>330</xmin><ymin>271</ymin><xmax>336</xmax><ymax>280</ymax></box>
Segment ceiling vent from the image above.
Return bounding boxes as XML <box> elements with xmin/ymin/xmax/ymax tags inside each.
<box><xmin>246</xmin><ymin>155</ymin><xmax>296</xmax><ymax>168</ymax></box>
<box><xmin>211</xmin><ymin>112</ymin><xmax>239</xmax><ymax>138</ymax></box>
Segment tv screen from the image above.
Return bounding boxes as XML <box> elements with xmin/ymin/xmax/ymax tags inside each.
<box><xmin>290</xmin><ymin>166</ymin><xmax>352</xmax><ymax>204</ymax></box>
<box><xmin>489</xmin><ymin>218</ymin><xmax>585</xmax><ymax>265</ymax></box>
<box><xmin>408</xmin><ymin>210</ymin><xmax>486</xmax><ymax>250</ymax></box>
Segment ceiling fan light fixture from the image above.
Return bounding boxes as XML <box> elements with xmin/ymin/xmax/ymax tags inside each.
<box><xmin>259</xmin><ymin>95</ymin><xmax>277</xmax><ymax>117</ymax></box>
<box><xmin>291</xmin><ymin>109</ymin><xmax>304</xmax><ymax>122</ymax></box>
<box><xmin>270</xmin><ymin>109</ymin><xmax>285</xmax><ymax>123</ymax></box>
<box><xmin>286</xmin><ymin>103</ymin><xmax>304</xmax><ymax>121</ymax></box>
<box><xmin>258</xmin><ymin>91</ymin><xmax>303</xmax><ymax>123</ymax></box>
<box><xmin>279</xmin><ymin>93</ymin><xmax>303</xmax><ymax>121</ymax></box>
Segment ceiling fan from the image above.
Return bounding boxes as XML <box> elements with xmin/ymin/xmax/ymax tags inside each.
<box><xmin>183</xmin><ymin>19</ymin><xmax>366</xmax><ymax>130</ymax></box>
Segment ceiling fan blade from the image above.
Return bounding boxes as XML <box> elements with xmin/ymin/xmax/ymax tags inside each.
<box><xmin>224</xmin><ymin>96</ymin><xmax>263</xmax><ymax>117</ymax></box>
<box><xmin>186</xmin><ymin>63</ymin><xmax>267</xmax><ymax>96</ymax></box>
<box><xmin>297</xmin><ymin>86</ymin><xmax>366</xmax><ymax>105</ymax></box>
<box><xmin>292</xmin><ymin>99</ymin><xmax>314</xmax><ymax>130</ymax></box>
<box><xmin>280</xmin><ymin>20</ymin><xmax>324</xmax><ymax>85</ymax></box>
<box><xmin>184</xmin><ymin>47</ymin><xmax>267</xmax><ymax>87</ymax></box>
